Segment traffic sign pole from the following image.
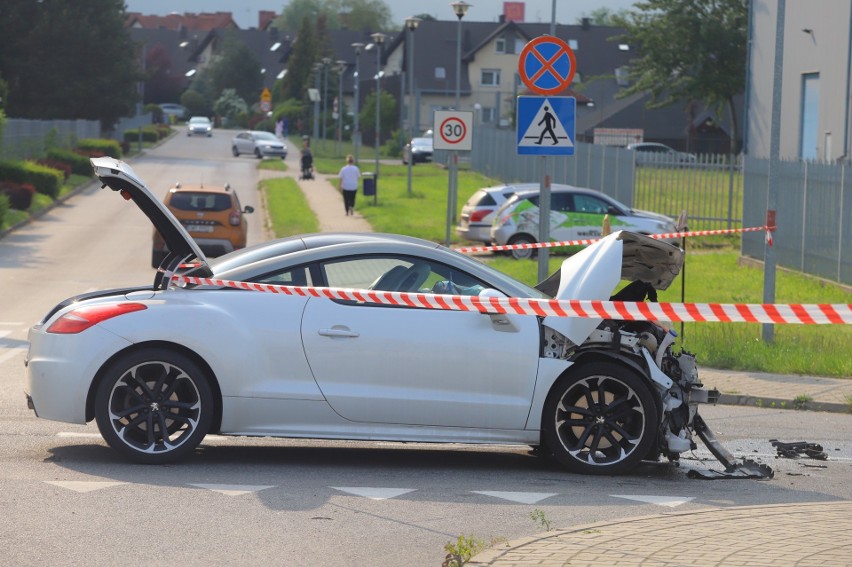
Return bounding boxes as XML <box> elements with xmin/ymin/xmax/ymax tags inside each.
<box><xmin>433</xmin><ymin>111</ymin><xmax>473</xmax><ymax>247</ymax></box>
<box><xmin>515</xmin><ymin>35</ymin><xmax>577</xmax><ymax>279</ymax></box>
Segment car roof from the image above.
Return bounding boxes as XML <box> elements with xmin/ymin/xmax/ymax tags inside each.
<box><xmin>507</xmin><ymin>184</ymin><xmax>603</xmax><ymax>199</ymax></box>
<box><xmin>168</xmin><ymin>183</ymin><xmax>231</xmax><ymax>194</ymax></box>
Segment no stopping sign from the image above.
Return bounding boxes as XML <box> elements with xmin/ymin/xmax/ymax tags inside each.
<box><xmin>433</xmin><ymin>111</ymin><xmax>473</xmax><ymax>151</ymax></box>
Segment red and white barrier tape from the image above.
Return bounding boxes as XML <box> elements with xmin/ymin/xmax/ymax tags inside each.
<box><xmin>171</xmin><ymin>276</ymin><xmax>850</xmax><ymax>325</ymax></box>
<box><xmin>456</xmin><ymin>225</ymin><xmax>774</xmax><ymax>254</ymax></box>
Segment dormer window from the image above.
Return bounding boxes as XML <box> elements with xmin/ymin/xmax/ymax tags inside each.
<box><xmin>496</xmin><ymin>38</ymin><xmax>506</xmax><ymax>53</ymax></box>
<box><xmin>435</xmin><ymin>67</ymin><xmax>446</xmax><ymax>79</ymax></box>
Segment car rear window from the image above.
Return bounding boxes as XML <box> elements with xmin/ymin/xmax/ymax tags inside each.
<box><xmin>169</xmin><ymin>192</ymin><xmax>232</xmax><ymax>212</ymax></box>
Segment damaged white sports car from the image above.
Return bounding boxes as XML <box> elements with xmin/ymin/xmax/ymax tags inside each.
<box><xmin>25</xmin><ymin>157</ymin><xmax>761</xmax><ymax>476</ymax></box>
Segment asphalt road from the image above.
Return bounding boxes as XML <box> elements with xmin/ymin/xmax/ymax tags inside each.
<box><xmin>1</xmin><ymin>133</ymin><xmax>850</xmax><ymax>566</ymax></box>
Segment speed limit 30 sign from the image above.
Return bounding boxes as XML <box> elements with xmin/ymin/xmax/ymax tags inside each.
<box><xmin>433</xmin><ymin>111</ymin><xmax>473</xmax><ymax>151</ymax></box>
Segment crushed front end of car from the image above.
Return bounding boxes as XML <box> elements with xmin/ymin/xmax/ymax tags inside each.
<box><xmin>537</xmin><ymin>231</ymin><xmax>773</xmax><ymax>478</ymax></box>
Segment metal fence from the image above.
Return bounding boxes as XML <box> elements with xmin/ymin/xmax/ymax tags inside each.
<box><xmin>434</xmin><ymin>125</ymin><xmax>635</xmax><ymax>207</ymax></box>
<box><xmin>0</xmin><ymin>118</ymin><xmax>100</xmax><ymax>160</ymax></box>
<box><xmin>743</xmin><ymin>157</ymin><xmax>850</xmax><ymax>285</ymax></box>
<box><xmin>452</xmin><ymin>125</ymin><xmax>849</xmax><ymax>285</ymax></box>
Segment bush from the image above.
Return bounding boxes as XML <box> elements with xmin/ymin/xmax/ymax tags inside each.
<box><xmin>0</xmin><ymin>193</ymin><xmax>9</xmax><ymax>226</ymax></box>
<box><xmin>123</xmin><ymin>126</ymin><xmax>160</xmax><ymax>143</ymax></box>
<box><xmin>36</xmin><ymin>159</ymin><xmax>71</xmax><ymax>180</ymax></box>
<box><xmin>0</xmin><ymin>160</ymin><xmax>62</xmax><ymax>198</ymax></box>
<box><xmin>0</xmin><ymin>180</ymin><xmax>36</xmax><ymax>210</ymax></box>
<box><xmin>46</xmin><ymin>148</ymin><xmax>92</xmax><ymax>176</ymax></box>
<box><xmin>78</xmin><ymin>138</ymin><xmax>122</xmax><ymax>158</ymax></box>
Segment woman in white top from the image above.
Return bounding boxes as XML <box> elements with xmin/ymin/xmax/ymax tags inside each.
<box><xmin>337</xmin><ymin>154</ymin><xmax>361</xmax><ymax>216</ymax></box>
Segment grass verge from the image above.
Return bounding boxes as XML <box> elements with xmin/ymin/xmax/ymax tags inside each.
<box><xmin>262</xmin><ymin>176</ymin><xmax>319</xmax><ymax>237</ymax></box>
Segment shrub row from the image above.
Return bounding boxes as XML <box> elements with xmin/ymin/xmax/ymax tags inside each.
<box><xmin>0</xmin><ymin>160</ymin><xmax>63</xmax><ymax>198</ymax></box>
<box><xmin>77</xmin><ymin>138</ymin><xmax>122</xmax><ymax>158</ymax></box>
<box><xmin>122</xmin><ymin>124</ymin><xmax>171</xmax><ymax>143</ymax></box>
<box><xmin>46</xmin><ymin>148</ymin><xmax>92</xmax><ymax>176</ymax></box>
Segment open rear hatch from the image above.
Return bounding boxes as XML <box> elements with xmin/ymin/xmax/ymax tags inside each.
<box><xmin>90</xmin><ymin>157</ymin><xmax>210</xmax><ymax>285</ymax></box>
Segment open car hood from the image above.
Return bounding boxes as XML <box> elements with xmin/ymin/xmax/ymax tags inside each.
<box><xmin>537</xmin><ymin>231</ymin><xmax>684</xmax><ymax>345</ymax></box>
<box><xmin>91</xmin><ymin>157</ymin><xmax>207</xmax><ymax>270</ymax></box>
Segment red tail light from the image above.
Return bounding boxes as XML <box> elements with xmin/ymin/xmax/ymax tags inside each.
<box><xmin>229</xmin><ymin>210</ymin><xmax>241</xmax><ymax>226</ymax></box>
<box><xmin>47</xmin><ymin>303</ymin><xmax>147</xmax><ymax>334</ymax></box>
<box><xmin>469</xmin><ymin>209</ymin><xmax>494</xmax><ymax>223</ymax></box>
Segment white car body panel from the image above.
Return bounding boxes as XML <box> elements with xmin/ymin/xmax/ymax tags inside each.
<box><xmin>545</xmin><ymin>236</ymin><xmax>624</xmax><ymax>345</ymax></box>
<box><xmin>301</xmin><ymin>298</ymin><xmax>541</xmax><ymax>429</ymax></box>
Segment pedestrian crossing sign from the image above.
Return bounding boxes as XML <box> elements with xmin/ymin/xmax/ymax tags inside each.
<box><xmin>516</xmin><ymin>96</ymin><xmax>575</xmax><ymax>156</ymax></box>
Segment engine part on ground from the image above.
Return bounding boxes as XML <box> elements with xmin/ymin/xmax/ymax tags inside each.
<box><xmin>690</xmin><ymin>414</ymin><xmax>774</xmax><ymax>479</ymax></box>
<box><xmin>770</xmin><ymin>439</ymin><xmax>829</xmax><ymax>460</ymax></box>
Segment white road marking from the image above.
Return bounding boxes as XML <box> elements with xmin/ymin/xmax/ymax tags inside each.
<box><xmin>611</xmin><ymin>495</ymin><xmax>695</xmax><ymax>507</ymax></box>
<box><xmin>473</xmin><ymin>491</ymin><xmax>558</xmax><ymax>504</ymax></box>
<box><xmin>189</xmin><ymin>484</ymin><xmax>275</xmax><ymax>496</ymax></box>
<box><xmin>331</xmin><ymin>487</ymin><xmax>416</xmax><ymax>500</ymax></box>
<box><xmin>45</xmin><ymin>481</ymin><xmax>127</xmax><ymax>493</ymax></box>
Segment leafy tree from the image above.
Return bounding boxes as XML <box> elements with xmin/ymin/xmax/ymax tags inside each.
<box><xmin>0</xmin><ymin>0</ymin><xmax>139</xmax><ymax>129</ymax></box>
<box><xmin>275</xmin><ymin>0</ymin><xmax>391</xmax><ymax>32</ymax></box>
<box><xmin>334</xmin><ymin>0</ymin><xmax>392</xmax><ymax>31</ymax></box>
<box><xmin>580</xmin><ymin>7</ymin><xmax>628</xmax><ymax>26</ymax></box>
<box><xmin>280</xmin><ymin>15</ymin><xmax>319</xmax><ymax>101</ymax></box>
<box><xmin>208</xmin><ymin>33</ymin><xmax>263</xmax><ymax>105</ymax></box>
<box><xmin>359</xmin><ymin>89</ymin><xmax>396</xmax><ymax>146</ymax></box>
<box><xmin>213</xmin><ymin>88</ymin><xmax>248</xmax><ymax>122</ymax></box>
<box><xmin>614</xmin><ymin>0</ymin><xmax>748</xmax><ymax>153</ymax></box>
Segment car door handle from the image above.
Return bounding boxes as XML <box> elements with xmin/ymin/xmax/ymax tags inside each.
<box><xmin>318</xmin><ymin>328</ymin><xmax>360</xmax><ymax>338</ymax></box>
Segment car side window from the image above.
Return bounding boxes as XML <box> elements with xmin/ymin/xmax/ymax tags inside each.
<box><xmin>318</xmin><ymin>256</ymin><xmax>492</xmax><ymax>302</ymax></box>
<box><xmin>551</xmin><ymin>193</ymin><xmax>573</xmax><ymax>212</ymax></box>
<box><xmin>573</xmin><ymin>195</ymin><xmax>609</xmax><ymax>215</ymax></box>
<box><xmin>253</xmin><ymin>266</ymin><xmax>312</xmax><ymax>287</ymax></box>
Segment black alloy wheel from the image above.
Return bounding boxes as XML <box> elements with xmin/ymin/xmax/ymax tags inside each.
<box><xmin>543</xmin><ymin>362</ymin><xmax>658</xmax><ymax>475</ymax></box>
<box><xmin>94</xmin><ymin>348</ymin><xmax>214</xmax><ymax>464</ymax></box>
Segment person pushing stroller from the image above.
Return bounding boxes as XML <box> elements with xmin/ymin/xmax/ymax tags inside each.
<box><xmin>300</xmin><ymin>142</ymin><xmax>314</xmax><ymax>180</ymax></box>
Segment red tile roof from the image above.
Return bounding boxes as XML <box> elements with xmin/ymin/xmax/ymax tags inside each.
<box><xmin>125</xmin><ymin>12</ymin><xmax>239</xmax><ymax>31</ymax></box>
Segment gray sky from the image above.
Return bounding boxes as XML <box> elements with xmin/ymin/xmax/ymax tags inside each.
<box><xmin>124</xmin><ymin>0</ymin><xmax>638</xmax><ymax>29</ymax></box>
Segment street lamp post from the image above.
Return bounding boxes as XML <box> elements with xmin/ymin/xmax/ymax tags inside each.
<box><xmin>312</xmin><ymin>63</ymin><xmax>321</xmax><ymax>145</ymax></box>
<box><xmin>351</xmin><ymin>43</ymin><xmax>364</xmax><ymax>164</ymax></box>
<box><xmin>405</xmin><ymin>17</ymin><xmax>421</xmax><ymax>196</ymax></box>
<box><xmin>321</xmin><ymin>57</ymin><xmax>331</xmax><ymax>151</ymax></box>
<box><xmin>371</xmin><ymin>32</ymin><xmax>386</xmax><ymax>199</ymax></box>
<box><xmin>448</xmin><ymin>1</ymin><xmax>471</xmax><ymax>236</ymax></box>
<box><xmin>336</xmin><ymin>60</ymin><xmax>346</xmax><ymax>157</ymax></box>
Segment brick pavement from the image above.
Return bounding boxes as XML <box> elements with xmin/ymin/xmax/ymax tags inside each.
<box><xmin>469</xmin><ymin>501</ymin><xmax>852</xmax><ymax>566</ymax></box>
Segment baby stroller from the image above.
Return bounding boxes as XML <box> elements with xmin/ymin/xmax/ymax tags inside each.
<box><xmin>299</xmin><ymin>151</ymin><xmax>314</xmax><ymax>180</ymax></box>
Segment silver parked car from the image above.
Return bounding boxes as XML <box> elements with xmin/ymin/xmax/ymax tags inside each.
<box><xmin>626</xmin><ymin>142</ymin><xmax>696</xmax><ymax>164</ymax></box>
<box><xmin>491</xmin><ymin>185</ymin><xmax>678</xmax><ymax>259</ymax></box>
<box><xmin>456</xmin><ymin>183</ymin><xmax>527</xmax><ymax>243</ymax></box>
<box><xmin>402</xmin><ymin>137</ymin><xmax>433</xmax><ymax>165</ymax></box>
<box><xmin>231</xmin><ymin>130</ymin><xmax>287</xmax><ymax>159</ymax></box>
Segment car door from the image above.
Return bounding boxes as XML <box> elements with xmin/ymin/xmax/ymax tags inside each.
<box><xmin>300</xmin><ymin>255</ymin><xmax>541</xmax><ymax>429</ymax></box>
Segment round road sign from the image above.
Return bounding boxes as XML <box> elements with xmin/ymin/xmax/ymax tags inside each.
<box><xmin>439</xmin><ymin>116</ymin><xmax>467</xmax><ymax>146</ymax></box>
<box><xmin>518</xmin><ymin>35</ymin><xmax>576</xmax><ymax>96</ymax></box>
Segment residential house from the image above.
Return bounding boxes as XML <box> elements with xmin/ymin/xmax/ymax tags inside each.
<box><xmin>745</xmin><ymin>0</ymin><xmax>852</xmax><ymax>161</ymax></box>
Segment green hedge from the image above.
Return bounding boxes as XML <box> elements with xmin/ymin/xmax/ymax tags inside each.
<box><xmin>78</xmin><ymin>138</ymin><xmax>123</xmax><ymax>158</ymax></box>
<box><xmin>0</xmin><ymin>193</ymin><xmax>9</xmax><ymax>226</ymax></box>
<box><xmin>0</xmin><ymin>160</ymin><xmax>63</xmax><ymax>198</ymax></box>
<box><xmin>46</xmin><ymin>148</ymin><xmax>92</xmax><ymax>176</ymax></box>
<box><xmin>123</xmin><ymin>126</ymin><xmax>160</xmax><ymax>143</ymax></box>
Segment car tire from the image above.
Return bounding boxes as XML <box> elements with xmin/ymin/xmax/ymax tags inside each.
<box><xmin>94</xmin><ymin>348</ymin><xmax>214</xmax><ymax>464</ymax></box>
<box><xmin>508</xmin><ymin>234</ymin><xmax>537</xmax><ymax>259</ymax></box>
<box><xmin>542</xmin><ymin>361</ymin><xmax>658</xmax><ymax>475</ymax></box>
<box><xmin>232</xmin><ymin>146</ymin><xmax>240</xmax><ymax>157</ymax></box>
<box><xmin>255</xmin><ymin>148</ymin><xmax>263</xmax><ymax>159</ymax></box>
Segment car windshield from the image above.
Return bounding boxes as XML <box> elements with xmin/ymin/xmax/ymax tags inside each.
<box><xmin>411</xmin><ymin>138</ymin><xmax>432</xmax><ymax>148</ymax></box>
<box><xmin>254</xmin><ymin>132</ymin><xmax>278</xmax><ymax>141</ymax></box>
<box><xmin>189</xmin><ymin>117</ymin><xmax>209</xmax><ymax>124</ymax></box>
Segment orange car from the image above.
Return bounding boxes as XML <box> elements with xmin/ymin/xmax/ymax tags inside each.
<box><xmin>152</xmin><ymin>183</ymin><xmax>254</xmax><ymax>267</ymax></box>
